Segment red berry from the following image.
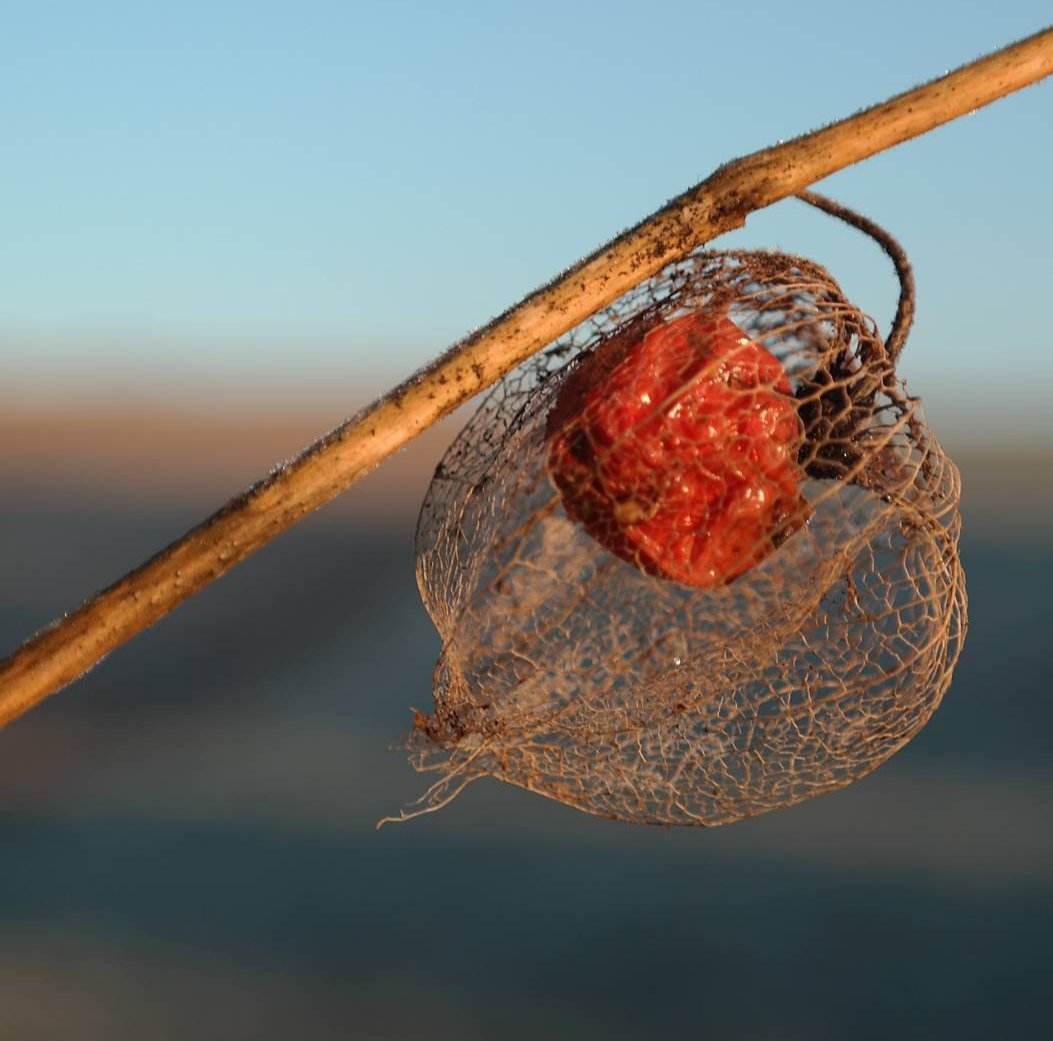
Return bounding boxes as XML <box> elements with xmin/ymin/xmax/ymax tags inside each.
<box><xmin>547</xmin><ymin>310</ymin><xmax>810</xmax><ymax>587</ymax></box>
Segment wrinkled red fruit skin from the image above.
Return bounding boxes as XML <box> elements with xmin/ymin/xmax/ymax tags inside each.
<box><xmin>546</xmin><ymin>311</ymin><xmax>810</xmax><ymax>587</ymax></box>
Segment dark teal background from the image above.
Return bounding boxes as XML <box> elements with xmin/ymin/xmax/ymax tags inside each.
<box><xmin>1</xmin><ymin>453</ymin><xmax>1049</xmax><ymax>1039</ymax></box>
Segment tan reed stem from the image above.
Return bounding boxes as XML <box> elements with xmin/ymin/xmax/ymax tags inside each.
<box><xmin>1</xmin><ymin>26</ymin><xmax>1051</xmax><ymax>728</ymax></box>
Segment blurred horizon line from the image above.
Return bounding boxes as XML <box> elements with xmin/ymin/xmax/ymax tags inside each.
<box><xmin>4</xmin><ymin>348</ymin><xmax>1051</xmax><ymax>451</ymax></box>
<box><xmin>2</xmin><ymin>396</ymin><xmax>1050</xmax><ymax>539</ymax></box>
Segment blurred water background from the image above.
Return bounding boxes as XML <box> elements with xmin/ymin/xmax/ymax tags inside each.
<box><xmin>1</xmin><ymin>401</ymin><xmax>1050</xmax><ymax>1040</ymax></box>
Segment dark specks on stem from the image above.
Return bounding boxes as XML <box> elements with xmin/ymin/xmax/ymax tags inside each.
<box><xmin>710</xmin><ymin>190</ymin><xmax>749</xmax><ymax>227</ymax></box>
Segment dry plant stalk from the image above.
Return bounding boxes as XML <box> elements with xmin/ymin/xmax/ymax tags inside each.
<box><xmin>393</xmin><ymin>193</ymin><xmax>965</xmax><ymax>825</ymax></box>
<box><xmin>0</xmin><ymin>27</ymin><xmax>1051</xmax><ymax>729</ymax></box>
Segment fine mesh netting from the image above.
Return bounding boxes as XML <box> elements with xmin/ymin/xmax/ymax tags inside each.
<box><xmin>388</xmin><ymin>195</ymin><xmax>967</xmax><ymax>827</ymax></box>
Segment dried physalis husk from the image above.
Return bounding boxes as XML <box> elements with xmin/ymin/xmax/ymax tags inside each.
<box><xmin>386</xmin><ymin>221</ymin><xmax>966</xmax><ymax>827</ymax></box>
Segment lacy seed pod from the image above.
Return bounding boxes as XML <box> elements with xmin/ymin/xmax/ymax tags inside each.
<box><xmin>390</xmin><ymin>198</ymin><xmax>967</xmax><ymax>828</ymax></box>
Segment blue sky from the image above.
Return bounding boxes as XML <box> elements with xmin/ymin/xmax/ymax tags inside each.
<box><xmin>2</xmin><ymin>2</ymin><xmax>1051</xmax><ymax>442</ymax></box>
